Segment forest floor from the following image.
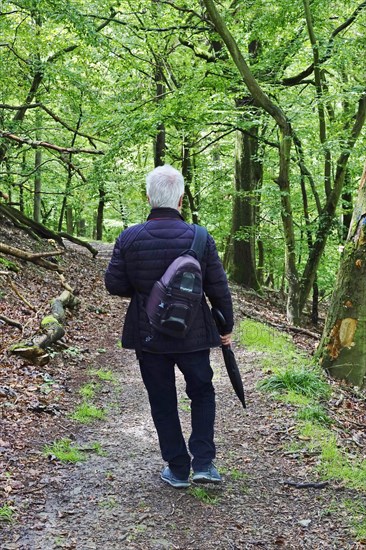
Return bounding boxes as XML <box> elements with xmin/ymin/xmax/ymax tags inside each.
<box><xmin>1</xmin><ymin>215</ymin><xmax>366</xmax><ymax>550</ymax></box>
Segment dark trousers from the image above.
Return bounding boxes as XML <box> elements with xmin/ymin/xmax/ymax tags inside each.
<box><xmin>139</xmin><ymin>349</ymin><xmax>216</xmax><ymax>480</ymax></box>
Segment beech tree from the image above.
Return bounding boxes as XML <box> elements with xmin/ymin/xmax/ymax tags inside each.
<box><xmin>317</xmin><ymin>162</ymin><xmax>366</xmax><ymax>388</ymax></box>
<box><xmin>201</xmin><ymin>0</ymin><xmax>366</xmax><ymax>323</ymax></box>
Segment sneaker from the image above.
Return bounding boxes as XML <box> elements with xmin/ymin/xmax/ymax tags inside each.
<box><xmin>192</xmin><ymin>463</ymin><xmax>222</xmax><ymax>484</ymax></box>
<box><xmin>160</xmin><ymin>466</ymin><xmax>190</xmax><ymax>489</ymax></box>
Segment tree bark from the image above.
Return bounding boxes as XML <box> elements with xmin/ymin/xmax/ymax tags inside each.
<box><xmin>229</xmin><ymin>128</ymin><xmax>261</xmax><ymax>290</ymax></box>
<box><xmin>9</xmin><ymin>290</ymin><xmax>80</xmax><ymax>365</ymax></box>
<box><xmin>202</xmin><ymin>0</ymin><xmax>300</xmax><ymax>322</ymax></box>
<box><xmin>33</xmin><ymin>148</ymin><xmax>42</xmax><ymax>223</ymax></box>
<box><xmin>182</xmin><ymin>139</ymin><xmax>198</xmax><ymax>224</ymax></box>
<box><xmin>317</xmin><ymin>162</ymin><xmax>366</xmax><ymax>387</ymax></box>
<box><xmin>0</xmin><ymin>242</ymin><xmax>64</xmax><ymax>272</ymax></box>
<box><xmin>0</xmin><ymin>204</ymin><xmax>64</xmax><ymax>245</ymax></box>
<box><xmin>96</xmin><ymin>183</ymin><xmax>105</xmax><ymax>241</ymax></box>
<box><xmin>154</xmin><ymin>64</ymin><xmax>166</xmax><ymax>167</ymax></box>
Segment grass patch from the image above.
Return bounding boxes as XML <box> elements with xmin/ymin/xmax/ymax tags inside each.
<box><xmin>257</xmin><ymin>367</ymin><xmax>330</xmax><ymax>400</ymax></box>
<box><xmin>288</xmin><ymin>422</ymin><xmax>366</xmax><ymax>492</ymax></box>
<box><xmin>44</xmin><ymin>439</ymin><xmax>106</xmax><ymax>462</ymax></box>
<box><xmin>43</xmin><ymin>438</ymin><xmax>85</xmax><ymax>463</ymax></box>
<box><xmin>79</xmin><ymin>383</ymin><xmax>99</xmax><ymax>400</ymax></box>
<box><xmin>344</xmin><ymin>499</ymin><xmax>366</xmax><ymax>540</ymax></box>
<box><xmin>0</xmin><ymin>503</ymin><xmax>15</xmax><ymax>523</ymax></box>
<box><xmin>229</xmin><ymin>468</ymin><xmax>248</xmax><ymax>481</ymax></box>
<box><xmin>319</xmin><ymin>439</ymin><xmax>366</xmax><ymax>491</ymax></box>
<box><xmin>238</xmin><ymin>318</ymin><xmax>295</xmax><ymax>355</ymax></box>
<box><xmin>188</xmin><ymin>486</ymin><xmax>219</xmax><ymax>505</ymax></box>
<box><xmin>179</xmin><ymin>396</ymin><xmax>190</xmax><ymax>412</ymax></box>
<box><xmin>70</xmin><ymin>402</ymin><xmax>106</xmax><ymax>423</ymax></box>
<box><xmin>92</xmin><ymin>369</ymin><xmax>117</xmax><ymax>383</ymax></box>
<box><xmin>296</xmin><ymin>404</ymin><xmax>331</xmax><ymax>426</ymax></box>
<box><xmin>239</xmin><ymin>316</ymin><xmax>366</xmax><ymax>512</ymax></box>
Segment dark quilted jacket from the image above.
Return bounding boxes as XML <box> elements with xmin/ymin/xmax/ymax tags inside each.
<box><xmin>105</xmin><ymin>207</ymin><xmax>233</xmax><ymax>355</ymax></box>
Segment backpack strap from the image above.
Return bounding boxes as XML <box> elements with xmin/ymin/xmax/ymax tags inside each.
<box><xmin>189</xmin><ymin>224</ymin><xmax>208</xmax><ymax>261</ymax></box>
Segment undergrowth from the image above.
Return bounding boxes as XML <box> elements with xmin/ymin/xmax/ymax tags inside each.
<box><xmin>43</xmin><ymin>438</ymin><xmax>85</xmax><ymax>463</ymax></box>
<box><xmin>0</xmin><ymin>503</ymin><xmax>15</xmax><ymax>523</ymax></box>
<box><xmin>239</xmin><ymin>317</ymin><xmax>366</xmax><ymax>539</ymax></box>
<box><xmin>70</xmin><ymin>402</ymin><xmax>106</xmax><ymax>423</ymax></box>
<box><xmin>43</xmin><ymin>439</ymin><xmax>105</xmax><ymax>462</ymax></box>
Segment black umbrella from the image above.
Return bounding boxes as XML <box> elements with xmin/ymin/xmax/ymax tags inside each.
<box><xmin>212</xmin><ymin>308</ymin><xmax>246</xmax><ymax>409</ymax></box>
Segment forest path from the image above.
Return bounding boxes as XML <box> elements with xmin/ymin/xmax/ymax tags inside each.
<box><xmin>1</xmin><ymin>244</ymin><xmax>358</xmax><ymax>550</ymax></box>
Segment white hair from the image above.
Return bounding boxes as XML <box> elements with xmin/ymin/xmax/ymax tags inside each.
<box><xmin>146</xmin><ymin>164</ymin><xmax>184</xmax><ymax>209</ymax></box>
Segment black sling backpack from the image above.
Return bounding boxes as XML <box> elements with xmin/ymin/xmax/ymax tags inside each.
<box><xmin>145</xmin><ymin>225</ymin><xmax>208</xmax><ymax>339</ymax></box>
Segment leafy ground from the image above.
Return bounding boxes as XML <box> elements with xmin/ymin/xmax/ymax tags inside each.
<box><xmin>1</xmin><ymin>214</ymin><xmax>366</xmax><ymax>549</ymax></box>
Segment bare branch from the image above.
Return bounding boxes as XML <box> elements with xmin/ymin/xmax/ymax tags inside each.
<box><xmin>0</xmin><ymin>314</ymin><xmax>22</xmax><ymax>330</ymax></box>
<box><xmin>0</xmin><ymin>131</ymin><xmax>104</xmax><ymax>155</ymax></box>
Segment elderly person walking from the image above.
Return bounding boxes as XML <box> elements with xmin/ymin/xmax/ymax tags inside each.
<box><xmin>105</xmin><ymin>164</ymin><xmax>233</xmax><ymax>488</ymax></box>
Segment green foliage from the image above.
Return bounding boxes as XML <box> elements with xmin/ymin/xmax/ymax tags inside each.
<box><xmin>344</xmin><ymin>499</ymin><xmax>366</xmax><ymax>540</ymax></box>
<box><xmin>258</xmin><ymin>367</ymin><xmax>331</xmax><ymax>400</ymax></box>
<box><xmin>188</xmin><ymin>486</ymin><xmax>219</xmax><ymax>505</ymax></box>
<box><xmin>79</xmin><ymin>383</ymin><xmax>99</xmax><ymax>400</ymax></box>
<box><xmin>319</xmin><ymin>440</ymin><xmax>366</xmax><ymax>491</ymax></box>
<box><xmin>0</xmin><ymin>503</ymin><xmax>15</xmax><ymax>522</ymax></box>
<box><xmin>296</xmin><ymin>404</ymin><xmax>331</xmax><ymax>426</ymax></box>
<box><xmin>91</xmin><ymin>369</ymin><xmax>117</xmax><ymax>383</ymax></box>
<box><xmin>238</xmin><ymin>319</ymin><xmax>295</xmax><ymax>355</ymax></box>
<box><xmin>63</xmin><ymin>346</ymin><xmax>82</xmax><ymax>358</ymax></box>
<box><xmin>0</xmin><ymin>257</ymin><xmax>19</xmax><ymax>272</ymax></box>
<box><xmin>1</xmin><ymin>0</ymin><xmax>365</xmax><ymax>305</ymax></box>
<box><xmin>70</xmin><ymin>402</ymin><xmax>106</xmax><ymax>423</ymax></box>
<box><xmin>240</xmin><ymin>317</ymin><xmax>331</xmax><ymax>402</ymax></box>
<box><xmin>43</xmin><ymin>438</ymin><xmax>85</xmax><ymax>463</ymax></box>
<box><xmin>229</xmin><ymin>469</ymin><xmax>248</xmax><ymax>481</ymax></box>
<box><xmin>43</xmin><ymin>438</ymin><xmax>106</xmax><ymax>462</ymax></box>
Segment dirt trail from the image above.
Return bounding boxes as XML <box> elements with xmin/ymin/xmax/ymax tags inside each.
<box><xmin>0</xmin><ymin>245</ymin><xmax>359</xmax><ymax>550</ymax></box>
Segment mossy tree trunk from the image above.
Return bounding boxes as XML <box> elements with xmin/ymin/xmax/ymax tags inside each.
<box><xmin>318</xmin><ymin>163</ymin><xmax>366</xmax><ymax>388</ymax></box>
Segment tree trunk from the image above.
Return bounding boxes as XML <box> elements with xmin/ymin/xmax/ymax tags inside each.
<box><xmin>33</xmin><ymin>148</ymin><xmax>42</xmax><ymax>223</ymax></box>
<box><xmin>202</xmin><ymin>0</ymin><xmax>300</xmax><ymax>321</ymax></box>
<box><xmin>229</xmin><ymin>128</ymin><xmax>260</xmax><ymax>290</ymax></box>
<box><xmin>182</xmin><ymin>139</ymin><xmax>198</xmax><ymax>224</ymax></box>
<box><xmin>66</xmin><ymin>205</ymin><xmax>73</xmax><ymax>235</ymax></box>
<box><xmin>154</xmin><ymin>64</ymin><xmax>166</xmax><ymax>167</ymax></box>
<box><xmin>317</xmin><ymin>162</ymin><xmax>366</xmax><ymax>388</ymax></box>
<box><xmin>96</xmin><ymin>183</ymin><xmax>105</xmax><ymax>240</ymax></box>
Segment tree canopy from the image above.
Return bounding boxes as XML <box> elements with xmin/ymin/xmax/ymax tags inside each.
<box><xmin>1</xmin><ymin>0</ymin><xmax>366</xmax><ymax>323</ymax></box>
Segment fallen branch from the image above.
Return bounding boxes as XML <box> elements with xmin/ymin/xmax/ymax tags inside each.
<box><xmin>0</xmin><ymin>314</ymin><xmax>22</xmax><ymax>330</ymax></box>
<box><xmin>26</xmin><ymin>250</ymin><xmax>64</xmax><ymax>259</ymax></box>
<box><xmin>59</xmin><ymin>232</ymin><xmax>98</xmax><ymax>257</ymax></box>
<box><xmin>0</xmin><ymin>242</ymin><xmax>63</xmax><ymax>272</ymax></box>
<box><xmin>0</xmin><ymin>204</ymin><xmax>64</xmax><ymax>244</ymax></box>
<box><xmin>9</xmin><ymin>289</ymin><xmax>80</xmax><ymax>365</ymax></box>
<box><xmin>240</xmin><ymin>309</ymin><xmax>320</xmax><ymax>339</ymax></box>
<box><xmin>57</xmin><ymin>273</ymin><xmax>75</xmax><ymax>293</ymax></box>
<box><xmin>283</xmin><ymin>480</ymin><xmax>329</xmax><ymax>489</ymax></box>
<box><xmin>7</xmin><ymin>276</ymin><xmax>37</xmax><ymax>311</ymax></box>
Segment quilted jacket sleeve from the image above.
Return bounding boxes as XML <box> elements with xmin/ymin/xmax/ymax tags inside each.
<box><xmin>203</xmin><ymin>234</ymin><xmax>234</xmax><ymax>333</ymax></box>
<box><xmin>104</xmin><ymin>232</ymin><xmax>134</xmax><ymax>298</ymax></box>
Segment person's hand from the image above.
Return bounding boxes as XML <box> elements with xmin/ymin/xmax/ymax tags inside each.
<box><xmin>220</xmin><ymin>333</ymin><xmax>232</xmax><ymax>346</ymax></box>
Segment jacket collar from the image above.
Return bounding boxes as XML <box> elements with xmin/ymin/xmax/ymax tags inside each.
<box><xmin>147</xmin><ymin>207</ymin><xmax>184</xmax><ymax>221</ymax></box>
